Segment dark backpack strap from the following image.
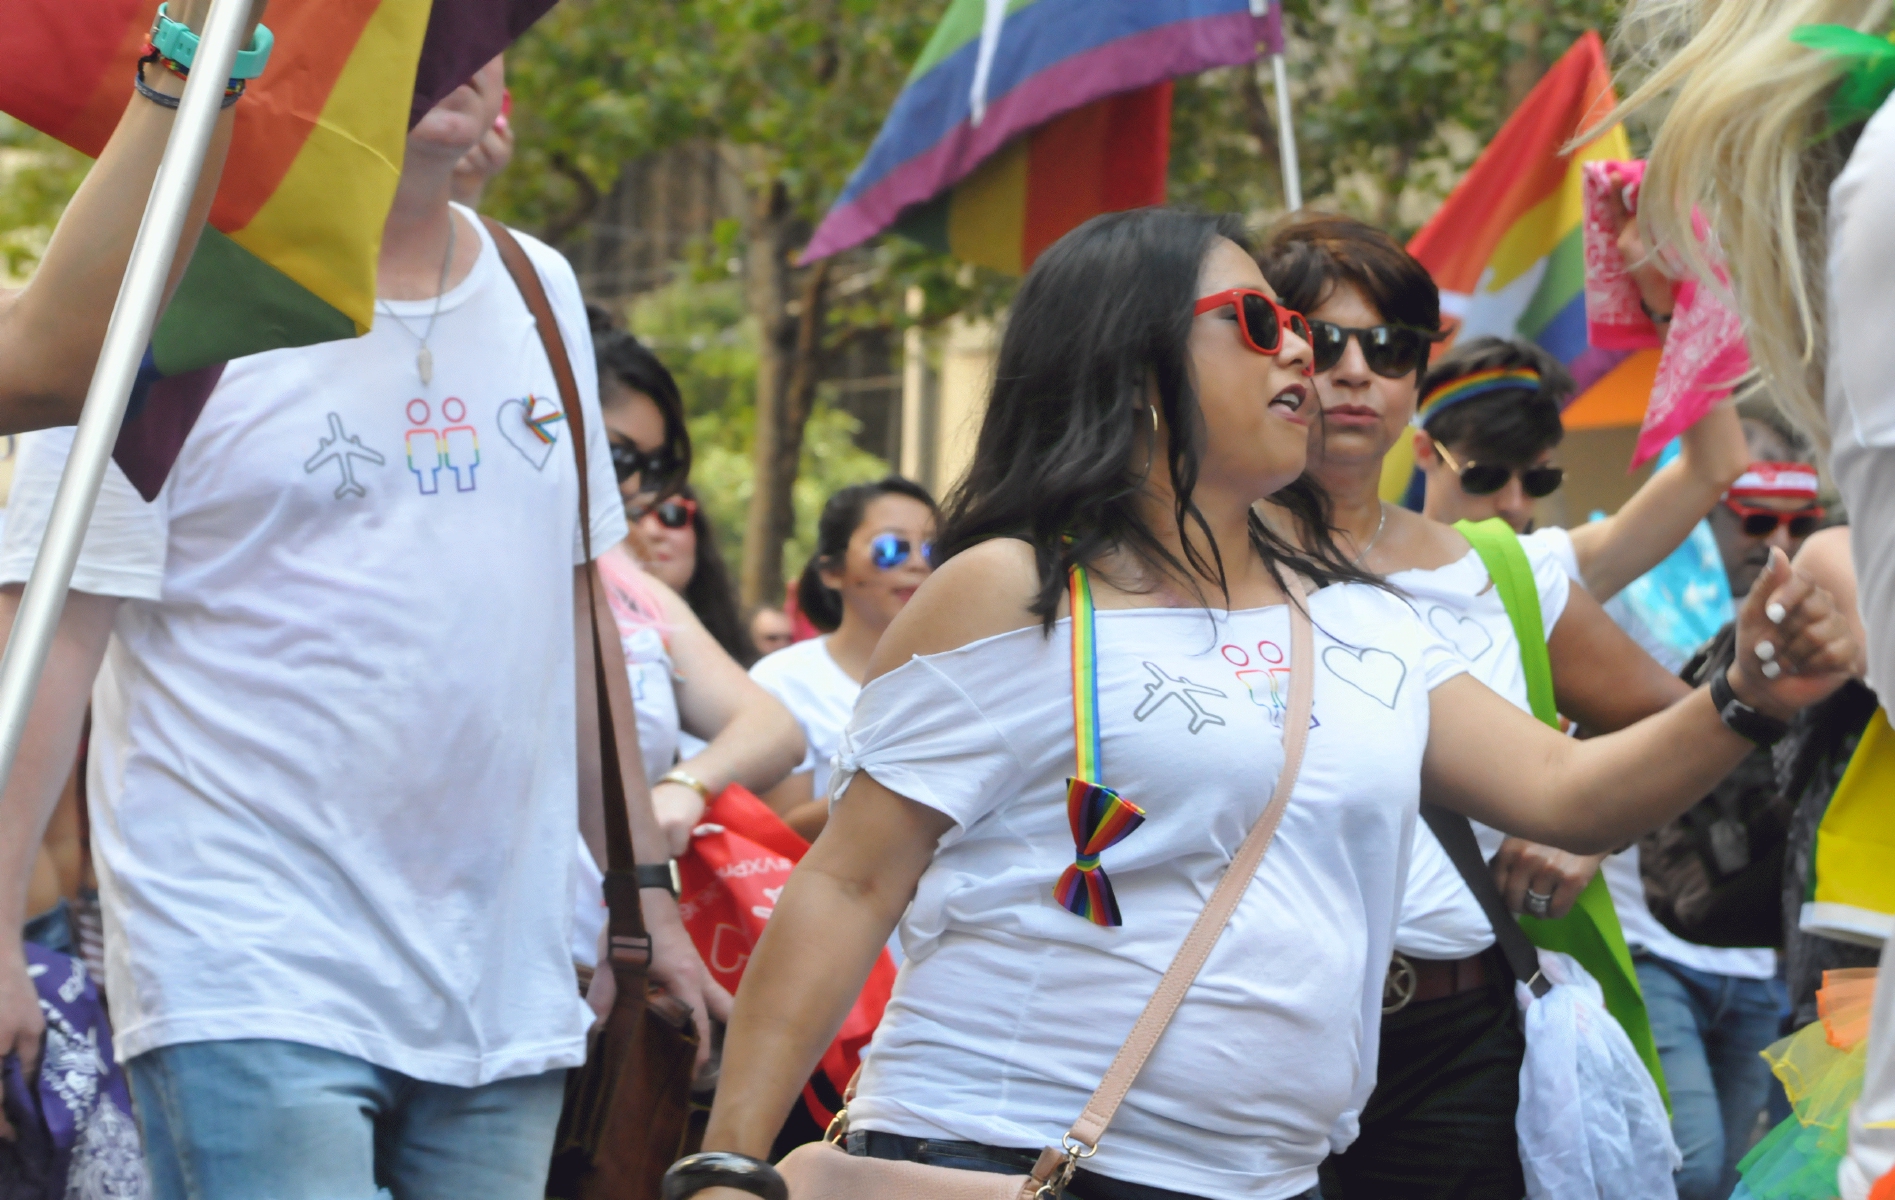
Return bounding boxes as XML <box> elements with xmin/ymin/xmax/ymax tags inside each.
<box><xmin>1420</xmin><ymin>803</ymin><xmax>1552</xmax><ymax>998</ymax></box>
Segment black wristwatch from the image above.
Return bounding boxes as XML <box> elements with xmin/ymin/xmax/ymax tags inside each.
<box><xmin>634</xmin><ymin>861</ymin><xmax>681</xmax><ymax>897</ymax></box>
<box><xmin>1709</xmin><ymin>666</ymin><xmax>1790</xmax><ymax>747</ymax></box>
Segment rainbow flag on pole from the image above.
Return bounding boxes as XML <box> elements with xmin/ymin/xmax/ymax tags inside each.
<box><xmin>804</xmin><ymin>0</ymin><xmax>1279</xmax><ymax>273</ymax></box>
<box><xmin>1383</xmin><ymin>30</ymin><xmax>1637</xmax><ymax>502</ymax></box>
<box><xmin>1408</xmin><ymin>31</ymin><xmax>1630</xmax><ymax>390</ymax></box>
<box><xmin>0</xmin><ymin>0</ymin><xmax>554</xmax><ymax>495</ymax></box>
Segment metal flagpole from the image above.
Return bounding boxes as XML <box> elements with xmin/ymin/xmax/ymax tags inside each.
<box><xmin>0</xmin><ymin>0</ymin><xmax>252</xmax><ymax>797</ymax></box>
<box><xmin>1251</xmin><ymin>0</ymin><xmax>1302</xmax><ymax>211</ymax></box>
<box><xmin>1271</xmin><ymin>52</ymin><xmax>1303</xmax><ymax>211</ymax></box>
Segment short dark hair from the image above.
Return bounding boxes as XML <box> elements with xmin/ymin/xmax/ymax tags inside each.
<box><xmin>796</xmin><ymin>476</ymin><xmax>938</xmax><ymax>633</ymax></box>
<box><xmin>1419</xmin><ymin>337</ymin><xmax>1572</xmax><ymax>464</ymax></box>
<box><xmin>1256</xmin><ymin>213</ymin><xmax>1442</xmax><ymax>339</ymax></box>
<box><xmin>595</xmin><ymin>330</ymin><xmax>691</xmax><ymax>497</ymax></box>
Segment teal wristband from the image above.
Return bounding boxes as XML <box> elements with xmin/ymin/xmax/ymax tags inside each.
<box><xmin>150</xmin><ymin>4</ymin><xmax>274</xmax><ymax>80</ymax></box>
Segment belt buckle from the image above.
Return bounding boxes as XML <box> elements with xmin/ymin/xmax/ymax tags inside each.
<box><xmin>1383</xmin><ymin>952</ymin><xmax>1418</xmax><ymax>1013</ymax></box>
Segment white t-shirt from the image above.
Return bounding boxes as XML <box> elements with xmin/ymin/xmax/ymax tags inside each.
<box><xmin>838</xmin><ymin>584</ymin><xmax>1465</xmax><ymax>1200</ymax></box>
<box><xmin>1425</xmin><ymin>527</ymin><xmax>1781</xmax><ymax>978</ymax></box>
<box><xmin>0</xmin><ymin>209</ymin><xmax>626</xmax><ymax>1086</ymax></box>
<box><xmin>1826</xmin><ymin>95</ymin><xmax>1895</xmax><ymax>1200</ymax></box>
<box><xmin>749</xmin><ymin>636</ymin><xmax>860</xmax><ymax>802</ymax></box>
<box><xmin>1386</xmin><ymin>529</ymin><xmax>1572</xmax><ymax>959</ymax></box>
<box><xmin>1829</xmin><ymin>87</ymin><xmax>1895</xmax><ymax>705</ymax></box>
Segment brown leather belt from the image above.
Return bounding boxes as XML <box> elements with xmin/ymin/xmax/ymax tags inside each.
<box><xmin>1382</xmin><ymin>950</ymin><xmax>1493</xmax><ymax>1013</ymax></box>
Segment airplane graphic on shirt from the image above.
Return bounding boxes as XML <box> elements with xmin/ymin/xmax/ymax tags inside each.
<box><xmin>304</xmin><ymin>413</ymin><xmax>386</xmax><ymax>500</ymax></box>
<box><xmin>1134</xmin><ymin>662</ymin><xmax>1227</xmax><ymax>734</ymax></box>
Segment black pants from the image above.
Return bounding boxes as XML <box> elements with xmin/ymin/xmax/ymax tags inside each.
<box><xmin>847</xmin><ymin>1130</ymin><xmax>1322</xmax><ymax>1200</ymax></box>
<box><xmin>1320</xmin><ymin>979</ymin><xmax>1525</xmax><ymax>1200</ymax></box>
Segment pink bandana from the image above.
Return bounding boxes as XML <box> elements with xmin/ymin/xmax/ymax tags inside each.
<box><xmin>1581</xmin><ymin>160</ymin><xmax>1752</xmax><ymax>468</ymax></box>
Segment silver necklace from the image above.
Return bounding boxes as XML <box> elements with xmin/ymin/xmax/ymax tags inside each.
<box><xmin>1354</xmin><ymin>501</ymin><xmax>1388</xmax><ymax>565</ymax></box>
<box><xmin>376</xmin><ymin>214</ymin><xmax>457</xmax><ymax>387</ymax></box>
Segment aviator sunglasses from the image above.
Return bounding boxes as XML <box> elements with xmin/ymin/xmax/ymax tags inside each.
<box><xmin>1193</xmin><ymin>289</ymin><xmax>1313</xmax><ymax>372</ymax></box>
<box><xmin>1307</xmin><ymin>321</ymin><xmax>1435</xmax><ymax>379</ymax></box>
<box><xmin>609</xmin><ymin>437</ymin><xmax>673</xmax><ymax>489</ymax></box>
<box><xmin>637</xmin><ymin>496</ymin><xmax>697</xmax><ymax>530</ymax></box>
<box><xmin>1432</xmin><ymin>440</ymin><xmax>1565</xmax><ymax>499</ymax></box>
<box><xmin>1722</xmin><ymin>498</ymin><xmax>1824</xmax><ymax>539</ymax></box>
<box><xmin>869</xmin><ymin>532</ymin><xmax>933</xmax><ymax>570</ymax></box>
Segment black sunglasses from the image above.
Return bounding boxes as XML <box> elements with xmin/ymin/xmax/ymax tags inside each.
<box><xmin>609</xmin><ymin>437</ymin><xmax>672</xmax><ymax>489</ymax></box>
<box><xmin>1433</xmin><ymin>440</ymin><xmax>1564</xmax><ymax>499</ymax></box>
<box><xmin>1308</xmin><ymin>321</ymin><xmax>1433</xmax><ymax>378</ymax></box>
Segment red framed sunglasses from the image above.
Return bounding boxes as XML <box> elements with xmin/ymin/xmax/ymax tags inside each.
<box><xmin>1193</xmin><ymin>289</ymin><xmax>1313</xmax><ymax>373</ymax></box>
<box><xmin>1722</xmin><ymin>497</ymin><xmax>1824</xmax><ymax>538</ymax></box>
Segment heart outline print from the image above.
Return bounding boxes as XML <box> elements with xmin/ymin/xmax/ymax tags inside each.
<box><xmin>496</xmin><ymin>396</ymin><xmax>560</xmax><ymax>470</ymax></box>
<box><xmin>1427</xmin><ymin>605</ymin><xmax>1495</xmax><ymax>661</ymax></box>
<box><xmin>1322</xmin><ymin>645</ymin><xmax>1408</xmax><ymax>708</ymax></box>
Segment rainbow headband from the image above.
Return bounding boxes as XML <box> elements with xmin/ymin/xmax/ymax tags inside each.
<box><xmin>1413</xmin><ymin>367</ymin><xmax>1543</xmax><ymax>428</ymax></box>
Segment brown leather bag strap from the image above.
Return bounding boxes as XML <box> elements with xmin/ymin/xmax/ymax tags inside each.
<box><xmin>1062</xmin><ymin>573</ymin><xmax>1317</xmax><ymax>1153</ymax></box>
<box><xmin>482</xmin><ymin>215</ymin><xmax>651</xmax><ymax>956</ymax></box>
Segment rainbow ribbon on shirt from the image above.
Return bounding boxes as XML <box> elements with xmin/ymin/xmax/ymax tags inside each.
<box><xmin>1054</xmin><ymin>564</ymin><xmax>1146</xmax><ymax>927</ymax></box>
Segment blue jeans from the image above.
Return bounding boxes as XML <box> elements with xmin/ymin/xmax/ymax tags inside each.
<box><xmin>125</xmin><ymin>1039</ymin><xmax>567</xmax><ymax>1200</ymax></box>
<box><xmin>1636</xmin><ymin>955</ymin><xmax>1786</xmax><ymax>1200</ymax></box>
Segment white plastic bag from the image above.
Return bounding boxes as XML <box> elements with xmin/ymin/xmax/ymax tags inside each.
<box><xmin>1516</xmin><ymin>949</ymin><xmax>1681</xmax><ymax>1200</ymax></box>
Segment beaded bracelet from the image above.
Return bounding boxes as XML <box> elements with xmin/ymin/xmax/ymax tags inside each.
<box><xmin>135</xmin><ymin>52</ymin><xmax>244</xmax><ymax>110</ymax></box>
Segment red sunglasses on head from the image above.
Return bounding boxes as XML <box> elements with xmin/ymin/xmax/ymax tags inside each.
<box><xmin>1193</xmin><ymin>289</ymin><xmax>1313</xmax><ymax>374</ymax></box>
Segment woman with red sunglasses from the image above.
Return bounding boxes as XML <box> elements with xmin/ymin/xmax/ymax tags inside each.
<box><xmin>667</xmin><ymin>208</ymin><xmax>1850</xmax><ymax>1200</ymax></box>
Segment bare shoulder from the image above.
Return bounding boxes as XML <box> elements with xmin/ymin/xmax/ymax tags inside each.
<box><xmin>864</xmin><ymin>537</ymin><xmax>1043</xmax><ymax>682</ymax></box>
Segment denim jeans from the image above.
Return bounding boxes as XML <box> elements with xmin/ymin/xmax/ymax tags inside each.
<box><xmin>846</xmin><ymin>1129</ymin><xmax>1322</xmax><ymax>1200</ymax></box>
<box><xmin>125</xmin><ymin>1038</ymin><xmax>567</xmax><ymax>1200</ymax></box>
<box><xmin>1636</xmin><ymin>955</ymin><xmax>1787</xmax><ymax>1200</ymax></box>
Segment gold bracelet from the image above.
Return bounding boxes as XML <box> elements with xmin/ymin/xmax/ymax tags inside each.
<box><xmin>657</xmin><ymin>769</ymin><xmax>710</xmax><ymax>800</ymax></box>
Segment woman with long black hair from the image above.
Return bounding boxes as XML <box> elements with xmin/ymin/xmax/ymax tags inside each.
<box><xmin>667</xmin><ymin>208</ymin><xmax>1850</xmax><ymax>1200</ymax></box>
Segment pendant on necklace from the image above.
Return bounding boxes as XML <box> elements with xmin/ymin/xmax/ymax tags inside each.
<box><xmin>417</xmin><ymin>344</ymin><xmax>434</xmax><ymax>387</ymax></box>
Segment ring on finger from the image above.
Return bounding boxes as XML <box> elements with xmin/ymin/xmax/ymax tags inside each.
<box><xmin>1524</xmin><ymin>888</ymin><xmax>1554</xmax><ymax>919</ymax></box>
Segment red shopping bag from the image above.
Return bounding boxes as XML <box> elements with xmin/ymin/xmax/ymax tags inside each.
<box><xmin>678</xmin><ymin>786</ymin><xmax>897</xmax><ymax>1126</ymax></box>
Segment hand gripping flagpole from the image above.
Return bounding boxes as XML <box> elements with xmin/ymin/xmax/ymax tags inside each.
<box><xmin>0</xmin><ymin>0</ymin><xmax>252</xmax><ymax>797</ymax></box>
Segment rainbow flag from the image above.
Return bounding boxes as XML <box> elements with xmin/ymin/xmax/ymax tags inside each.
<box><xmin>0</xmin><ymin>0</ymin><xmax>555</xmax><ymax>495</ymax></box>
<box><xmin>804</xmin><ymin>0</ymin><xmax>1279</xmax><ymax>272</ymax></box>
<box><xmin>1387</xmin><ymin>30</ymin><xmax>1633</xmax><ymax>502</ymax></box>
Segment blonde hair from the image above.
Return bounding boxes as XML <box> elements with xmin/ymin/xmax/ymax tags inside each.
<box><xmin>1604</xmin><ymin>0</ymin><xmax>1890</xmax><ymax>452</ymax></box>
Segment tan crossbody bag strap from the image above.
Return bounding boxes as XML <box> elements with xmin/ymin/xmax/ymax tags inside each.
<box><xmin>483</xmin><ymin>216</ymin><xmax>652</xmax><ymax>964</ymax></box>
<box><xmin>1057</xmin><ymin>573</ymin><xmax>1316</xmax><ymax>1157</ymax></box>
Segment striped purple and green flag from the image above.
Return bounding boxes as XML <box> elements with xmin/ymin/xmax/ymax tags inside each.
<box><xmin>804</xmin><ymin>0</ymin><xmax>1280</xmax><ymax>271</ymax></box>
<box><xmin>0</xmin><ymin>0</ymin><xmax>557</xmax><ymax>496</ymax></box>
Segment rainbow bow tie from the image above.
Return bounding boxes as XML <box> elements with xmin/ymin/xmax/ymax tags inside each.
<box><xmin>1054</xmin><ymin>778</ymin><xmax>1146</xmax><ymax>927</ymax></box>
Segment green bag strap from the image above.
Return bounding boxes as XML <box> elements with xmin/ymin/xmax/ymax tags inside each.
<box><xmin>1454</xmin><ymin>518</ymin><xmax>1555</xmax><ymax>726</ymax></box>
<box><xmin>1451</xmin><ymin>518</ymin><xmax>1671</xmax><ymax>1109</ymax></box>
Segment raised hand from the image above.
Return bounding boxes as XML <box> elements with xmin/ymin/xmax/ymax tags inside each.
<box><xmin>1729</xmin><ymin>547</ymin><xmax>1858</xmax><ymax>720</ymax></box>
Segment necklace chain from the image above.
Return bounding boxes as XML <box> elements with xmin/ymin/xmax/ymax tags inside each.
<box><xmin>376</xmin><ymin>213</ymin><xmax>458</xmax><ymax>387</ymax></box>
<box><xmin>1354</xmin><ymin>501</ymin><xmax>1389</xmax><ymax>565</ymax></box>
